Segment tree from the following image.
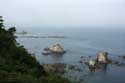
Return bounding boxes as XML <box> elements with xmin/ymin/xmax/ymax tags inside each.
<box><xmin>8</xmin><ymin>27</ymin><xmax>16</xmax><ymax>33</ymax></box>
<box><xmin>0</xmin><ymin>16</ymin><xmax>3</xmax><ymax>28</ymax></box>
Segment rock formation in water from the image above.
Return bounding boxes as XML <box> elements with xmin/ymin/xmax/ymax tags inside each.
<box><xmin>89</xmin><ymin>60</ymin><xmax>96</xmax><ymax>67</ymax></box>
<box><xmin>96</xmin><ymin>52</ymin><xmax>109</xmax><ymax>63</ymax></box>
<box><xmin>49</xmin><ymin>44</ymin><xmax>65</xmax><ymax>53</ymax></box>
<box><xmin>43</xmin><ymin>63</ymin><xmax>66</xmax><ymax>74</ymax></box>
<box><xmin>86</xmin><ymin>52</ymin><xmax>112</xmax><ymax>69</ymax></box>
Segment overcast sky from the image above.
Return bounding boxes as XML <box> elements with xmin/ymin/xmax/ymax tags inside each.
<box><xmin>0</xmin><ymin>0</ymin><xmax>125</xmax><ymax>28</ymax></box>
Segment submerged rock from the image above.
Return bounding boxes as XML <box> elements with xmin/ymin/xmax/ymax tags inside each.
<box><xmin>122</xmin><ymin>56</ymin><xmax>125</xmax><ymax>59</ymax></box>
<box><xmin>117</xmin><ymin>55</ymin><xmax>125</xmax><ymax>59</ymax></box>
<box><xmin>42</xmin><ymin>51</ymin><xmax>50</xmax><ymax>55</ymax></box>
<box><xmin>49</xmin><ymin>44</ymin><xmax>65</xmax><ymax>53</ymax></box>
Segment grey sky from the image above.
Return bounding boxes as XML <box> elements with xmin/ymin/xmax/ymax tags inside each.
<box><xmin>0</xmin><ymin>0</ymin><xmax>125</xmax><ymax>28</ymax></box>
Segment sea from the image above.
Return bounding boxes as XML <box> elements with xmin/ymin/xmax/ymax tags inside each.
<box><xmin>16</xmin><ymin>27</ymin><xmax>125</xmax><ymax>83</ymax></box>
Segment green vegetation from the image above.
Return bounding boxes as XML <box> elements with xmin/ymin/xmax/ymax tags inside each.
<box><xmin>0</xmin><ymin>16</ymin><xmax>73</xmax><ymax>83</ymax></box>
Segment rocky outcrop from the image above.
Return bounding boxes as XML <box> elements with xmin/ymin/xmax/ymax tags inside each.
<box><xmin>85</xmin><ymin>52</ymin><xmax>111</xmax><ymax>69</ymax></box>
<box><xmin>85</xmin><ymin>60</ymin><xmax>97</xmax><ymax>69</ymax></box>
<box><xmin>42</xmin><ymin>44</ymin><xmax>65</xmax><ymax>55</ymax></box>
<box><xmin>43</xmin><ymin>63</ymin><xmax>66</xmax><ymax>74</ymax></box>
<box><xmin>89</xmin><ymin>60</ymin><xmax>96</xmax><ymax>67</ymax></box>
<box><xmin>49</xmin><ymin>44</ymin><xmax>65</xmax><ymax>53</ymax></box>
<box><xmin>96</xmin><ymin>52</ymin><xmax>110</xmax><ymax>63</ymax></box>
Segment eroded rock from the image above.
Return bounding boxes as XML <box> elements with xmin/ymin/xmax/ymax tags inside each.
<box><xmin>85</xmin><ymin>52</ymin><xmax>111</xmax><ymax>69</ymax></box>
<box><xmin>49</xmin><ymin>44</ymin><xmax>65</xmax><ymax>53</ymax></box>
<box><xmin>96</xmin><ymin>52</ymin><xmax>110</xmax><ymax>63</ymax></box>
<box><xmin>89</xmin><ymin>60</ymin><xmax>96</xmax><ymax>67</ymax></box>
<box><xmin>42</xmin><ymin>44</ymin><xmax>66</xmax><ymax>55</ymax></box>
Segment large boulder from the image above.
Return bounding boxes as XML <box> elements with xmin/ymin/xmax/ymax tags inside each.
<box><xmin>49</xmin><ymin>44</ymin><xmax>64</xmax><ymax>53</ymax></box>
<box><xmin>96</xmin><ymin>52</ymin><xmax>109</xmax><ymax>63</ymax></box>
<box><xmin>89</xmin><ymin>60</ymin><xmax>96</xmax><ymax>67</ymax></box>
<box><xmin>43</xmin><ymin>63</ymin><xmax>66</xmax><ymax>74</ymax></box>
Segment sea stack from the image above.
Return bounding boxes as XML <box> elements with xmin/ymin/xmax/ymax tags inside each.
<box><xmin>96</xmin><ymin>52</ymin><xmax>109</xmax><ymax>63</ymax></box>
<box><xmin>49</xmin><ymin>43</ymin><xmax>65</xmax><ymax>53</ymax></box>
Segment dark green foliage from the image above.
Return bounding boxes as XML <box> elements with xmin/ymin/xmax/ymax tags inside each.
<box><xmin>0</xmin><ymin>17</ymin><xmax>45</xmax><ymax>80</ymax></box>
<box><xmin>0</xmin><ymin>16</ymin><xmax>3</xmax><ymax>28</ymax></box>
<box><xmin>38</xmin><ymin>74</ymin><xmax>72</xmax><ymax>83</ymax></box>
<box><xmin>8</xmin><ymin>27</ymin><xmax>16</xmax><ymax>33</ymax></box>
<box><xmin>0</xmin><ymin>17</ymin><xmax>73</xmax><ymax>83</ymax></box>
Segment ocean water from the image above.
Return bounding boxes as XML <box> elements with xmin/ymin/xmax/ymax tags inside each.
<box><xmin>16</xmin><ymin>28</ymin><xmax>125</xmax><ymax>83</ymax></box>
